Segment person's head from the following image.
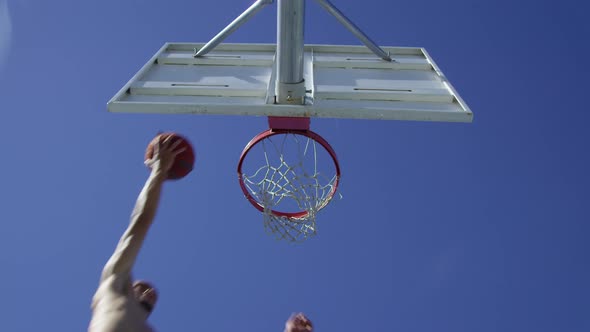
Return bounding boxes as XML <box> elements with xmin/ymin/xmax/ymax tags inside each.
<box><xmin>132</xmin><ymin>280</ymin><xmax>158</xmax><ymax>315</ymax></box>
<box><xmin>285</xmin><ymin>313</ymin><xmax>313</xmax><ymax>332</ymax></box>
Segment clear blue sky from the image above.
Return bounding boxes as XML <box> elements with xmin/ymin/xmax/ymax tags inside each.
<box><xmin>1</xmin><ymin>0</ymin><xmax>589</xmax><ymax>331</ymax></box>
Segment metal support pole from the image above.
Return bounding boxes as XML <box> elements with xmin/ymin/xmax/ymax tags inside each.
<box><xmin>276</xmin><ymin>0</ymin><xmax>306</xmax><ymax>104</ymax></box>
<box><xmin>194</xmin><ymin>0</ymin><xmax>274</xmax><ymax>57</ymax></box>
<box><xmin>314</xmin><ymin>0</ymin><xmax>392</xmax><ymax>61</ymax></box>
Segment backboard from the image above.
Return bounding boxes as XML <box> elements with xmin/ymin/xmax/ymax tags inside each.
<box><xmin>108</xmin><ymin>42</ymin><xmax>472</xmax><ymax>123</ymax></box>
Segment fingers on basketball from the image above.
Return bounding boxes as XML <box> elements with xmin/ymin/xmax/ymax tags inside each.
<box><xmin>169</xmin><ymin>139</ymin><xmax>187</xmax><ymax>156</ymax></box>
<box><xmin>145</xmin><ymin>132</ymin><xmax>195</xmax><ymax>180</ymax></box>
<box><xmin>154</xmin><ymin>134</ymin><xmax>164</xmax><ymax>155</ymax></box>
<box><xmin>162</xmin><ymin>133</ymin><xmax>173</xmax><ymax>146</ymax></box>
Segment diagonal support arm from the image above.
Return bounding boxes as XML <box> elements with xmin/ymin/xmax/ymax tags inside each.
<box><xmin>314</xmin><ymin>0</ymin><xmax>392</xmax><ymax>61</ymax></box>
<box><xmin>194</xmin><ymin>0</ymin><xmax>274</xmax><ymax>57</ymax></box>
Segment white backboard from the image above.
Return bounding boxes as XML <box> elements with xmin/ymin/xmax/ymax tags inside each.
<box><xmin>108</xmin><ymin>43</ymin><xmax>472</xmax><ymax>122</ymax></box>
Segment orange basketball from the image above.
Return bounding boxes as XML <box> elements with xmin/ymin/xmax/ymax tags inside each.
<box><xmin>145</xmin><ymin>132</ymin><xmax>195</xmax><ymax>180</ymax></box>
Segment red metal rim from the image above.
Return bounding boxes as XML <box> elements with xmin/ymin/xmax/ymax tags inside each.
<box><xmin>237</xmin><ymin>129</ymin><xmax>341</xmax><ymax>219</ymax></box>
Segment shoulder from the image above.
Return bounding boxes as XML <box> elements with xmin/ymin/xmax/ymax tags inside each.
<box><xmin>92</xmin><ymin>274</ymin><xmax>132</xmax><ymax>307</ymax></box>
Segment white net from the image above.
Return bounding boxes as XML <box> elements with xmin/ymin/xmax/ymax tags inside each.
<box><xmin>263</xmin><ymin>213</ymin><xmax>317</xmax><ymax>242</ymax></box>
<box><xmin>241</xmin><ymin>132</ymin><xmax>339</xmax><ymax>242</ymax></box>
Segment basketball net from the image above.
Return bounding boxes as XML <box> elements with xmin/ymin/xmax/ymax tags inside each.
<box><xmin>241</xmin><ymin>133</ymin><xmax>339</xmax><ymax>242</ymax></box>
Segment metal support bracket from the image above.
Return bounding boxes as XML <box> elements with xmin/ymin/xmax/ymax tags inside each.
<box><xmin>276</xmin><ymin>0</ymin><xmax>306</xmax><ymax>104</ymax></box>
<box><xmin>194</xmin><ymin>0</ymin><xmax>392</xmax><ymax>107</ymax></box>
<box><xmin>194</xmin><ymin>0</ymin><xmax>274</xmax><ymax>57</ymax></box>
<box><xmin>314</xmin><ymin>0</ymin><xmax>392</xmax><ymax>61</ymax></box>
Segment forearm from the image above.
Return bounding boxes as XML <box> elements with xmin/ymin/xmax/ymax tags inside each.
<box><xmin>101</xmin><ymin>169</ymin><xmax>167</xmax><ymax>281</ymax></box>
<box><xmin>129</xmin><ymin>168</ymin><xmax>167</xmax><ymax>233</ymax></box>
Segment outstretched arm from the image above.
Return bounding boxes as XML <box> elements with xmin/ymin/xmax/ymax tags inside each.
<box><xmin>100</xmin><ymin>136</ymin><xmax>185</xmax><ymax>283</ymax></box>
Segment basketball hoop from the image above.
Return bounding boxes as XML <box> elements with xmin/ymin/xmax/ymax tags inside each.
<box><xmin>237</xmin><ymin>117</ymin><xmax>341</xmax><ymax>242</ymax></box>
<box><xmin>108</xmin><ymin>0</ymin><xmax>473</xmax><ymax>242</ymax></box>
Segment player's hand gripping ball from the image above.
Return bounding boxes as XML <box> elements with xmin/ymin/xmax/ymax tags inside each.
<box><xmin>145</xmin><ymin>132</ymin><xmax>195</xmax><ymax>180</ymax></box>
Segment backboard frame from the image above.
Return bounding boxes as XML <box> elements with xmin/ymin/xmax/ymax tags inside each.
<box><xmin>108</xmin><ymin>42</ymin><xmax>472</xmax><ymax>123</ymax></box>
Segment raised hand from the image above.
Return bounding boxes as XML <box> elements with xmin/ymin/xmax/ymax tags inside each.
<box><xmin>145</xmin><ymin>134</ymin><xmax>186</xmax><ymax>176</ymax></box>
